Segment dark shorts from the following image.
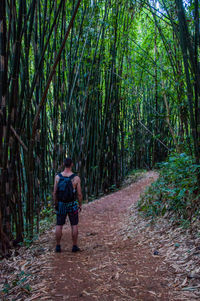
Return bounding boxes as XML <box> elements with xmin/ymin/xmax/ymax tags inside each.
<box><xmin>56</xmin><ymin>201</ymin><xmax>79</xmax><ymax>226</ymax></box>
<box><xmin>56</xmin><ymin>210</ymin><xmax>79</xmax><ymax>226</ymax></box>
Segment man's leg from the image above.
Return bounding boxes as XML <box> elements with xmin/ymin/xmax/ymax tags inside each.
<box><xmin>55</xmin><ymin>203</ymin><xmax>66</xmax><ymax>252</ymax></box>
<box><xmin>56</xmin><ymin>225</ymin><xmax>63</xmax><ymax>245</ymax></box>
<box><xmin>71</xmin><ymin>225</ymin><xmax>78</xmax><ymax>246</ymax></box>
<box><xmin>69</xmin><ymin>211</ymin><xmax>80</xmax><ymax>252</ymax></box>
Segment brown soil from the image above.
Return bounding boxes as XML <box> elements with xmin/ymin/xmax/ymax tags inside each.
<box><xmin>46</xmin><ymin>172</ymin><xmax>175</xmax><ymax>301</ymax></box>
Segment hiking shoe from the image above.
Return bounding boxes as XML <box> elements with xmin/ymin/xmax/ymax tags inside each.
<box><xmin>55</xmin><ymin>245</ymin><xmax>61</xmax><ymax>253</ymax></box>
<box><xmin>72</xmin><ymin>245</ymin><xmax>80</xmax><ymax>253</ymax></box>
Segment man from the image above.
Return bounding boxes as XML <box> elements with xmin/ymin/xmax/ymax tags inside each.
<box><xmin>53</xmin><ymin>157</ymin><xmax>82</xmax><ymax>253</ymax></box>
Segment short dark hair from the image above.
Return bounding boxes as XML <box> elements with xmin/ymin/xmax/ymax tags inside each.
<box><xmin>64</xmin><ymin>157</ymin><xmax>73</xmax><ymax>168</ymax></box>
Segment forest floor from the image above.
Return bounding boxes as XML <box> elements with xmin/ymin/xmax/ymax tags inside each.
<box><xmin>1</xmin><ymin>171</ymin><xmax>200</xmax><ymax>300</ymax></box>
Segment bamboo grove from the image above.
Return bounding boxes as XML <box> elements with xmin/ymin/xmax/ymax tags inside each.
<box><xmin>0</xmin><ymin>0</ymin><xmax>200</xmax><ymax>253</ymax></box>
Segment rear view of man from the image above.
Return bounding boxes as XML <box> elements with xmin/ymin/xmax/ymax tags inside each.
<box><xmin>53</xmin><ymin>157</ymin><xmax>83</xmax><ymax>253</ymax></box>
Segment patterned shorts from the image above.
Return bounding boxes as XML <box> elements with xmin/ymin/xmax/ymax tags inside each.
<box><xmin>56</xmin><ymin>201</ymin><xmax>79</xmax><ymax>226</ymax></box>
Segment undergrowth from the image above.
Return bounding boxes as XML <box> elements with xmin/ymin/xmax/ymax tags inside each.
<box><xmin>138</xmin><ymin>153</ymin><xmax>200</xmax><ymax>227</ymax></box>
<box><xmin>39</xmin><ymin>205</ymin><xmax>55</xmax><ymax>233</ymax></box>
<box><xmin>19</xmin><ymin>206</ymin><xmax>55</xmax><ymax>247</ymax></box>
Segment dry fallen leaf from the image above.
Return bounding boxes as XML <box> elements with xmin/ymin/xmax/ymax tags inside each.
<box><xmin>115</xmin><ymin>272</ymin><xmax>120</xmax><ymax>280</ymax></box>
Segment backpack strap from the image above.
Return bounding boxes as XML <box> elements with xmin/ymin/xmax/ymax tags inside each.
<box><xmin>69</xmin><ymin>173</ymin><xmax>76</xmax><ymax>180</ymax></box>
<box><xmin>70</xmin><ymin>174</ymin><xmax>77</xmax><ymax>195</ymax></box>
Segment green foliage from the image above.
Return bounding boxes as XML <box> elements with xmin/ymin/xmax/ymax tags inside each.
<box><xmin>21</xmin><ymin>205</ymin><xmax>55</xmax><ymax>247</ymax></box>
<box><xmin>138</xmin><ymin>153</ymin><xmax>200</xmax><ymax>225</ymax></box>
<box><xmin>39</xmin><ymin>205</ymin><xmax>55</xmax><ymax>234</ymax></box>
<box><xmin>40</xmin><ymin>205</ymin><xmax>54</xmax><ymax>219</ymax></box>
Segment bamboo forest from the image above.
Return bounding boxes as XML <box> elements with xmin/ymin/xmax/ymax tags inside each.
<box><xmin>1</xmin><ymin>0</ymin><xmax>200</xmax><ymax>300</ymax></box>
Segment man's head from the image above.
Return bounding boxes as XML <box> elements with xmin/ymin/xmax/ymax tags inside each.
<box><xmin>64</xmin><ymin>157</ymin><xmax>73</xmax><ymax>168</ymax></box>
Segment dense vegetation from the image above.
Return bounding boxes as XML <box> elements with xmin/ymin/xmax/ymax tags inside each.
<box><xmin>138</xmin><ymin>153</ymin><xmax>200</xmax><ymax>227</ymax></box>
<box><xmin>0</xmin><ymin>0</ymin><xmax>199</xmax><ymax>255</ymax></box>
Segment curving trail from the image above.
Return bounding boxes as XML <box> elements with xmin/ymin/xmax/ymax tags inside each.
<box><xmin>46</xmin><ymin>172</ymin><xmax>174</xmax><ymax>301</ymax></box>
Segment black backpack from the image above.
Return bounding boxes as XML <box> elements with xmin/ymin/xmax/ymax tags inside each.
<box><xmin>56</xmin><ymin>173</ymin><xmax>76</xmax><ymax>203</ymax></box>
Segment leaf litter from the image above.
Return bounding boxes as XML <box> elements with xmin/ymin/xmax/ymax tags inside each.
<box><xmin>0</xmin><ymin>231</ymin><xmax>53</xmax><ymax>301</ymax></box>
<box><xmin>121</xmin><ymin>174</ymin><xmax>200</xmax><ymax>300</ymax></box>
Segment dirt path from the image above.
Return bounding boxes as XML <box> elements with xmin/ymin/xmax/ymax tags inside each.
<box><xmin>46</xmin><ymin>172</ymin><xmax>176</xmax><ymax>301</ymax></box>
